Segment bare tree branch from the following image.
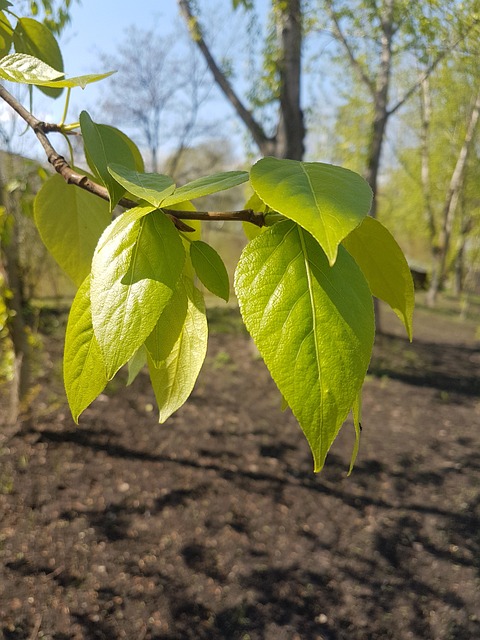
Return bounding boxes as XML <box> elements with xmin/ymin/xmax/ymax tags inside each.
<box><xmin>324</xmin><ymin>1</ymin><xmax>376</xmax><ymax>96</ymax></box>
<box><xmin>0</xmin><ymin>84</ymin><xmax>266</xmax><ymax>229</ymax></box>
<box><xmin>177</xmin><ymin>0</ymin><xmax>274</xmax><ymax>154</ymax></box>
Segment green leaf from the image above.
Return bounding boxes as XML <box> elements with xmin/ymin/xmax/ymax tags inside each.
<box><xmin>80</xmin><ymin>111</ymin><xmax>137</xmax><ymax>210</ymax></box>
<box><xmin>127</xmin><ymin>345</ymin><xmax>147</xmax><ymax>386</ymax></box>
<box><xmin>64</xmin><ymin>276</ymin><xmax>108</xmax><ymax>423</ymax></box>
<box><xmin>91</xmin><ymin>210</ymin><xmax>185</xmax><ymax>379</ymax></box>
<box><xmin>348</xmin><ymin>392</ymin><xmax>362</xmax><ymax>476</ymax></box>
<box><xmin>96</xmin><ymin>204</ymin><xmax>155</xmax><ymax>253</ymax></box>
<box><xmin>190</xmin><ymin>240</ymin><xmax>229</xmax><ymax>302</ymax></box>
<box><xmin>111</xmin><ymin>130</ymin><xmax>144</xmax><ymax>172</ymax></box>
<box><xmin>0</xmin><ymin>52</ymin><xmax>62</xmax><ymax>84</ymax></box>
<box><xmin>235</xmin><ymin>220</ymin><xmax>374</xmax><ymax>472</ymax></box>
<box><xmin>145</xmin><ymin>278</ymin><xmax>189</xmax><ymax>366</ymax></box>
<box><xmin>162</xmin><ymin>170</ymin><xmax>249</xmax><ymax>207</ymax></box>
<box><xmin>342</xmin><ymin>216</ymin><xmax>414</xmax><ymax>340</ymax></box>
<box><xmin>0</xmin><ymin>11</ymin><xmax>13</xmax><ymax>58</ymax></box>
<box><xmin>34</xmin><ymin>174</ymin><xmax>110</xmax><ymax>286</ymax></box>
<box><xmin>108</xmin><ymin>164</ymin><xmax>175</xmax><ymax>208</ymax></box>
<box><xmin>35</xmin><ymin>70</ymin><xmax>115</xmax><ymax>89</ymax></box>
<box><xmin>148</xmin><ymin>277</ymin><xmax>208</xmax><ymax>423</ymax></box>
<box><xmin>0</xmin><ymin>2</ymin><xmax>12</xmax><ymax>11</ymax></box>
<box><xmin>250</xmin><ymin>157</ymin><xmax>372</xmax><ymax>265</ymax></box>
<box><xmin>13</xmin><ymin>18</ymin><xmax>64</xmax><ymax>98</ymax></box>
<box><xmin>242</xmin><ymin>192</ymin><xmax>267</xmax><ymax>241</ymax></box>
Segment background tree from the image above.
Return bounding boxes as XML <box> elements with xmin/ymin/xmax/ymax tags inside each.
<box><xmin>98</xmin><ymin>25</ymin><xmax>217</xmax><ymax>175</ymax></box>
<box><xmin>178</xmin><ymin>0</ymin><xmax>306</xmax><ymax>160</ymax></box>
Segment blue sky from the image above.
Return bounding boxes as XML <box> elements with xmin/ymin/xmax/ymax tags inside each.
<box><xmin>59</xmin><ymin>1</ymin><xmax>182</xmax><ymax>76</ymax></box>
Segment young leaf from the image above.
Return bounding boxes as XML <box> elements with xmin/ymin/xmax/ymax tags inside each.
<box><xmin>91</xmin><ymin>210</ymin><xmax>185</xmax><ymax>379</ymax></box>
<box><xmin>0</xmin><ymin>52</ymin><xmax>63</xmax><ymax>84</ymax></box>
<box><xmin>96</xmin><ymin>204</ymin><xmax>155</xmax><ymax>253</ymax></box>
<box><xmin>13</xmin><ymin>18</ymin><xmax>64</xmax><ymax>97</ymax></box>
<box><xmin>34</xmin><ymin>70</ymin><xmax>115</xmax><ymax>89</ymax></box>
<box><xmin>64</xmin><ymin>276</ymin><xmax>108</xmax><ymax>423</ymax></box>
<box><xmin>348</xmin><ymin>392</ymin><xmax>362</xmax><ymax>476</ymax></box>
<box><xmin>235</xmin><ymin>220</ymin><xmax>374</xmax><ymax>472</ymax></box>
<box><xmin>161</xmin><ymin>170</ymin><xmax>249</xmax><ymax>207</ymax></box>
<box><xmin>342</xmin><ymin>216</ymin><xmax>414</xmax><ymax>340</ymax></box>
<box><xmin>127</xmin><ymin>345</ymin><xmax>147</xmax><ymax>386</ymax></box>
<box><xmin>250</xmin><ymin>157</ymin><xmax>372</xmax><ymax>265</ymax></box>
<box><xmin>108</xmin><ymin>163</ymin><xmax>175</xmax><ymax>208</ymax></box>
<box><xmin>145</xmin><ymin>282</ymin><xmax>189</xmax><ymax>366</ymax></box>
<box><xmin>148</xmin><ymin>277</ymin><xmax>208</xmax><ymax>423</ymax></box>
<box><xmin>242</xmin><ymin>192</ymin><xmax>267</xmax><ymax>241</ymax></box>
<box><xmin>190</xmin><ymin>240</ymin><xmax>229</xmax><ymax>302</ymax></box>
<box><xmin>80</xmin><ymin>111</ymin><xmax>137</xmax><ymax>210</ymax></box>
<box><xmin>0</xmin><ymin>11</ymin><xmax>13</xmax><ymax>58</ymax></box>
<box><xmin>34</xmin><ymin>174</ymin><xmax>110</xmax><ymax>286</ymax></box>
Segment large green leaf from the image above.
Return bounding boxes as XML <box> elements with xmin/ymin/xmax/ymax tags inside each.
<box><xmin>148</xmin><ymin>277</ymin><xmax>208</xmax><ymax>423</ymax></box>
<box><xmin>108</xmin><ymin>164</ymin><xmax>175</xmax><ymax>208</ymax></box>
<box><xmin>13</xmin><ymin>18</ymin><xmax>63</xmax><ymax>97</ymax></box>
<box><xmin>250</xmin><ymin>157</ymin><xmax>372</xmax><ymax>265</ymax></box>
<box><xmin>0</xmin><ymin>52</ymin><xmax>62</xmax><ymax>83</ymax></box>
<box><xmin>34</xmin><ymin>174</ymin><xmax>110</xmax><ymax>286</ymax></box>
<box><xmin>0</xmin><ymin>11</ymin><xmax>13</xmax><ymax>58</ymax></box>
<box><xmin>162</xmin><ymin>170</ymin><xmax>248</xmax><ymax>207</ymax></box>
<box><xmin>91</xmin><ymin>210</ymin><xmax>185</xmax><ymax>378</ymax></box>
<box><xmin>235</xmin><ymin>220</ymin><xmax>375</xmax><ymax>471</ymax></box>
<box><xmin>80</xmin><ymin>111</ymin><xmax>137</xmax><ymax>210</ymax></box>
<box><xmin>342</xmin><ymin>216</ymin><xmax>414</xmax><ymax>340</ymax></box>
<box><xmin>64</xmin><ymin>276</ymin><xmax>108</xmax><ymax>422</ymax></box>
<box><xmin>190</xmin><ymin>240</ymin><xmax>229</xmax><ymax>302</ymax></box>
<box><xmin>96</xmin><ymin>204</ymin><xmax>155</xmax><ymax>253</ymax></box>
<box><xmin>145</xmin><ymin>278</ymin><xmax>189</xmax><ymax>366</ymax></box>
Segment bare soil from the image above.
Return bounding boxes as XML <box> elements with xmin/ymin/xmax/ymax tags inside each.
<box><xmin>1</xmin><ymin>303</ymin><xmax>479</xmax><ymax>640</ymax></box>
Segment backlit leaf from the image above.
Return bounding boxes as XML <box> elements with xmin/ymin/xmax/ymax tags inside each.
<box><xmin>342</xmin><ymin>216</ymin><xmax>414</xmax><ymax>340</ymax></box>
<box><xmin>35</xmin><ymin>70</ymin><xmax>115</xmax><ymax>89</ymax></box>
<box><xmin>64</xmin><ymin>276</ymin><xmax>108</xmax><ymax>422</ymax></box>
<box><xmin>34</xmin><ymin>174</ymin><xmax>110</xmax><ymax>286</ymax></box>
<box><xmin>190</xmin><ymin>240</ymin><xmax>229</xmax><ymax>302</ymax></box>
<box><xmin>250</xmin><ymin>157</ymin><xmax>372</xmax><ymax>265</ymax></box>
<box><xmin>162</xmin><ymin>170</ymin><xmax>248</xmax><ymax>207</ymax></box>
<box><xmin>0</xmin><ymin>52</ymin><xmax>62</xmax><ymax>83</ymax></box>
<box><xmin>145</xmin><ymin>280</ymin><xmax>189</xmax><ymax>366</ymax></box>
<box><xmin>235</xmin><ymin>220</ymin><xmax>374</xmax><ymax>471</ymax></box>
<box><xmin>148</xmin><ymin>277</ymin><xmax>208</xmax><ymax>423</ymax></box>
<box><xmin>127</xmin><ymin>345</ymin><xmax>147</xmax><ymax>386</ymax></box>
<box><xmin>91</xmin><ymin>210</ymin><xmax>185</xmax><ymax>378</ymax></box>
<box><xmin>0</xmin><ymin>11</ymin><xmax>13</xmax><ymax>58</ymax></box>
<box><xmin>80</xmin><ymin>111</ymin><xmax>137</xmax><ymax>210</ymax></box>
<box><xmin>108</xmin><ymin>164</ymin><xmax>175</xmax><ymax>208</ymax></box>
<box><xmin>13</xmin><ymin>18</ymin><xmax>63</xmax><ymax>97</ymax></box>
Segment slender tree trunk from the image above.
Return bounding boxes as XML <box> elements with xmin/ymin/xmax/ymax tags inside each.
<box><xmin>274</xmin><ymin>0</ymin><xmax>305</xmax><ymax>160</ymax></box>
<box><xmin>364</xmin><ymin>0</ymin><xmax>394</xmax><ymax>217</ymax></box>
<box><xmin>178</xmin><ymin>0</ymin><xmax>305</xmax><ymax>160</ymax></box>
<box><xmin>0</xmin><ymin>175</ymin><xmax>31</xmax><ymax>428</ymax></box>
<box><xmin>426</xmin><ymin>88</ymin><xmax>480</xmax><ymax>306</ymax></box>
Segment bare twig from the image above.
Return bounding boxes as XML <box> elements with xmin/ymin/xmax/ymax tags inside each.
<box><xmin>0</xmin><ymin>83</ymin><xmax>266</xmax><ymax>228</ymax></box>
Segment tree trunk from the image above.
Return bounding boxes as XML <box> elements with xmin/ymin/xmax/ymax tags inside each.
<box><xmin>0</xmin><ymin>189</ymin><xmax>31</xmax><ymax>428</ymax></box>
<box><xmin>178</xmin><ymin>0</ymin><xmax>305</xmax><ymax>161</ymax></box>
<box><xmin>426</xmin><ymin>88</ymin><xmax>480</xmax><ymax>306</ymax></box>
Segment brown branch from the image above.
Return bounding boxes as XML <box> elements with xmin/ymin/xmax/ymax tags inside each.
<box><xmin>0</xmin><ymin>83</ymin><xmax>267</xmax><ymax>229</ymax></box>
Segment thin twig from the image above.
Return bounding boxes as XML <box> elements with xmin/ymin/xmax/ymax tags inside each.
<box><xmin>0</xmin><ymin>83</ymin><xmax>267</xmax><ymax>228</ymax></box>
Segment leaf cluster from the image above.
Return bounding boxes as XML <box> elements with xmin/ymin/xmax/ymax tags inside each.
<box><xmin>0</xmin><ymin>7</ymin><xmax>415</xmax><ymax>473</ymax></box>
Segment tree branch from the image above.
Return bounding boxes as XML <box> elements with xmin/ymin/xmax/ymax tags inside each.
<box><xmin>177</xmin><ymin>0</ymin><xmax>274</xmax><ymax>154</ymax></box>
<box><xmin>0</xmin><ymin>83</ymin><xmax>266</xmax><ymax>229</ymax></box>
<box><xmin>324</xmin><ymin>1</ymin><xmax>376</xmax><ymax>96</ymax></box>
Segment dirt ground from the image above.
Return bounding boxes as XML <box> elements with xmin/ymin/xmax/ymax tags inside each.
<box><xmin>0</xmin><ymin>301</ymin><xmax>479</xmax><ymax>640</ymax></box>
